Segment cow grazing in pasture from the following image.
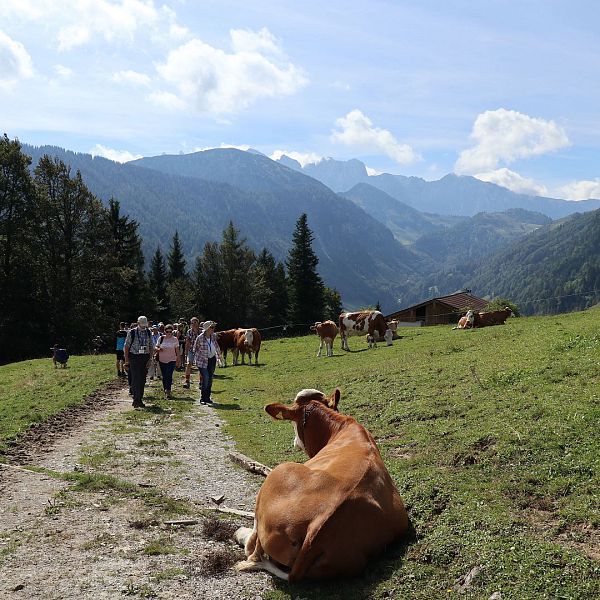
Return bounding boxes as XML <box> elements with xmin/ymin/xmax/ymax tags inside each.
<box><xmin>233</xmin><ymin>328</ymin><xmax>262</xmax><ymax>365</ymax></box>
<box><xmin>453</xmin><ymin>310</ymin><xmax>475</xmax><ymax>330</ymax></box>
<box><xmin>234</xmin><ymin>388</ymin><xmax>409</xmax><ymax>581</ymax></box>
<box><xmin>216</xmin><ymin>328</ymin><xmax>243</xmax><ymax>366</ymax></box>
<box><xmin>473</xmin><ymin>307</ymin><xmax>513</xmax><ymax>328</ymax></box>
<box><xmin>339</xmin><ymin>310</ymin><xmax>391</xmax><ymax>350</ymax></box>
<box><xmin>310</xmin><ymin>321</ymin><xmax>338</xmax><ymax>357</ymax></box>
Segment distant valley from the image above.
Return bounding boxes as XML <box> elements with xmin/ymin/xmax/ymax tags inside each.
<box><xmin>24</xmin><ymin>144</ymin><xmax>600</xmax><ymax>314</ymax></box>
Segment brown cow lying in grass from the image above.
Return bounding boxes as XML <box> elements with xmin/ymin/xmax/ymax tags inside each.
<box><xmin>234</xmin><ymin>388</ymin><xmax>409</xmax><ymax>581</ymax></box>
<box><xmin>454</xmin><ymin>307</ymin><xmax>512</xmax><ymax>329</ymax></box>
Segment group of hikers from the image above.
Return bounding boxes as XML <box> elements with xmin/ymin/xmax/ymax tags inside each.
<box><xmin>115</xmin><ymin>315</ymin><xmax>222</xmax><ymax>408</ymax></box>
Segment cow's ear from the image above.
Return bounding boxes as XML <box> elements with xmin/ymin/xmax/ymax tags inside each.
<box><xmin>327</xmin><ymin>388</ymin><xmax>341</xmax><ymax>411</ymax></box>
<box><xmin>265</xmin><ymin>403</ymin><xmax>298</xmax><ymax>421</ymax></box>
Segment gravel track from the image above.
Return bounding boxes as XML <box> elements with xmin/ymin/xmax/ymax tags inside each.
<box><xmin>0</xmin><ymin>382</ymin><xmax>273</xmax><ymax>599</ymax></box>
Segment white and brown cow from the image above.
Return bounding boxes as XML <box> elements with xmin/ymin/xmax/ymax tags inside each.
<box><xmin>216</xmin><ymin>328</ymin><xmax>243</xmax><ymax>366</ymax></box>
<box><xmin>234</xmin><ymin>388</ymin><xmax>409</xmax><ymax>581</ymax></box>
<box><xmin>310</xmin><ymin>321</ymin><xmax>338</xmax><ymax>357</ymax></box>
<box><xmin>453</xmin><ymin>310</ymin><xmax>475</xmax><ymax>330</ymax></box>
<box><xmin>339</xmin><ymin>310</ymin><xmax>391</xmax><ymax>350</ymax></box>
<box><xmin>233</xmin><ymin>328</ymin><xmax>262</xmax><ymax>365</ymax></box>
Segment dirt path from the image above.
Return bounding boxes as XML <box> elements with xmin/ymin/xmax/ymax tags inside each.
<box><xmin>0</xmin><ymin>383</ymin><xmax>273</xmax><ymax>599</ymax></box>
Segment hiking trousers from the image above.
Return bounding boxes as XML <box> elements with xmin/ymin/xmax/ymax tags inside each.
<box><xmin>130</xmin><ymin>353</ymin><xmax>150</xmax><ymax>405</ymax></box>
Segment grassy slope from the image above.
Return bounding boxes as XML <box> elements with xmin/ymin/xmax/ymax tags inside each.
<box><xmin>0</xmin><ymin>313</ymin><xmax>598</xmax><ymax>598</ymax></box>
<box><xmin>0</xmin><ymin>354</ymin><xmax>115</xmax><ymax>453</ymax></box>
<box><xmin>213</xmin><ymin>308</ymin><xmax>600</xmax><ymax>600</ymax></box>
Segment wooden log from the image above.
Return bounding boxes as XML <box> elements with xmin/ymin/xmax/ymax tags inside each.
<box><xmin>164</xmin><ymin>519</ymin><xmax>199</xmax><ymax>526</ymax></box>
<box><xmin>204</xmin><ymin>505</ymin><xmax>254</xmax><ymax>518</ymax></box>
<box><xmin>228</xmin><ymin>451</ymin><xmax>271</xmax><ymax>478</ymax></box>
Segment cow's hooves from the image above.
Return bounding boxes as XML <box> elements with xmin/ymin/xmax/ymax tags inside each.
<box><xmin>235</xmin><ymin>560</ymin><xmax>259</xmax><ymax>572</ymax></box>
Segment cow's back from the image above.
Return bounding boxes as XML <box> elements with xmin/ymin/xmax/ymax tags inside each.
<box><xmin>255</xmin><ymin>424</ymin><xmax>408</xmax><ymax>581</ymax></box>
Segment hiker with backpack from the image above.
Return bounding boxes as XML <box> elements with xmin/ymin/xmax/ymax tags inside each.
<box><xmin>123</xmin><ymin>316</ymin><xmax>154</xmax><ymax>408</ymax></box>
<box><xmin>154</xmin><ymin>324</ymin><xmax>181</xmax><ymax>399</ymax></box>
<box><xmin>115</xmin><ymin>322</ymin><xmax>128</xmax><ymax>377</ymax></box>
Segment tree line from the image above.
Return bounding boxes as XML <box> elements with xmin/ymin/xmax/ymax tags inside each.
<box><xmin>0</xmin><ymin>135</ymin><xmax>342</xmax><ymax>364</ymax></box>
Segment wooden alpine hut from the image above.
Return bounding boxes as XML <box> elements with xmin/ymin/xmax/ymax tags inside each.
<box><xmin>386</xmin><ymin>291</ymin><xmax>489</xmax><ymax>326</ymax></box>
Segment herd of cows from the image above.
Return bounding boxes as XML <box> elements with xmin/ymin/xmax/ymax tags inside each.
<box><xmin>222</xmin><ymin>306</ymin><xmax>515</xmax><ymax>581</ymax></box>
<box><xmin>216</xmin><ymin>308</ymin><xmax>513</xmax><ymax>366</ymax></box>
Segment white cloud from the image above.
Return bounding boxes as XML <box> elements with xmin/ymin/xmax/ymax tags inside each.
<box><xmin>455</xmin><ymin>108</ymin><xmax>570</xmax><ymax>174</ymax></box>
<box><xmin>113</xmin><ymin>69</ymin><xmax>151</xmax><ymax>86</ymax></box>
<box><xmin>151</xmin><ymin>29</ymin><xmax>307</xmax><ymax>114</ymax></box>
<box><xmin>270</xmin><ymin>150</ymin><xmax>323</xmax><ymax>167</ymax></box>
<box><xmin>230</xmin><ymin>27</ymin><xmax>282</xmax><ymax>57</ymax></box>
<box><xmin>555</xmin><ymin>178</ymin><xmax>600</xmax><ymax>201</ymax></box>
<box><xmin>54</xmin><ymin>64</ymin><xmax>73</xmax><ymax>78</ymax></box>
<box><xmin>1</xmin><ymin>0</ymin><xmax>188</xmax><ymax>51</ymax></box>
<box><xmin>147</xmin><ymin>90</ymin><xmax>186</xmax><ymax>110</ymax></box>
<box><xmin>331</xmin><ymin>109</ymin><xmax>419</xmax><ymax>165</ymax></box>
<box><xmin>90</xmin><ymin>144</ymin><xmax>142</xmax><ymax>163</ymax></box>
<box><xmin>0</xmin><ymin>30</ymin><xmax>34</xmax><ymax>88</ymax></box>
<box><xmin>474</xmin><ymin>168</ymin><xmax>549</xmax><ymax>196</ymax></box>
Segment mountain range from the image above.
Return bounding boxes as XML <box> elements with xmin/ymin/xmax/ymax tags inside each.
<box><xmin>23</xmin><ymin>144</ymin><xmax>600</xmax><ymax>314</ymax></box>
<box><xmin>277</xmin><ymin>155</ymin><xmax>600</xmax><ymax>219</ymax></box>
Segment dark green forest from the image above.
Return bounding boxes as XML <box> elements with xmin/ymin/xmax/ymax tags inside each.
<box><xmin>0</xmin><ymin>136</ymin><xmax>341</xmax><ymax>363</ymax></box>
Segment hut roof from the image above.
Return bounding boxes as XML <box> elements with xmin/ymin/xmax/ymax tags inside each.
<box><xmin>386</xmin><ymin>291</ymin><xmax>489</xmax><ymax>318</ymax></box>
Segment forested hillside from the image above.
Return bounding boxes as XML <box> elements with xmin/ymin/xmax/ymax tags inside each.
<box><xmin>468</xmin><ymin>209</ymin><xmax>600</xmax><ymax>314</ymax></box>
<box><xmin>24</xmin><ymin>145</ymin><xmax>427</xmax><ymax>310</ymax></box>
<box><xmin>414</xmin><ymin>208</ymin><xmax>552</xmax><ymax>267</ymax></box>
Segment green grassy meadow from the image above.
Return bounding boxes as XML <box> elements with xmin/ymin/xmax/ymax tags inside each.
<box><xmin>0</xmin><ymin>354</ymin><xmax>115</xmax><ymax>453</ymax></box>
<box><xmin>1</xmin><ymin>309</ymin><xmax>599</xmax><ymax>598</ymax></box>
<box><xmin>213</xmin><ymin>308</ymin><xmax>600</xmax><ymax>599</ymax></box>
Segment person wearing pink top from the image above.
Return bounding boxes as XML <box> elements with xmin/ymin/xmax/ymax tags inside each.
<box><xmin>154</xmin><ymin>324</ymin><xmax>181</xmax><ymax>398</ymax></box>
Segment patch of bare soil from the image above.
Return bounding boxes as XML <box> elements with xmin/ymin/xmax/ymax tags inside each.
<box><xmin>524</xmin><ymin>507</ymin><xmax>600</xmax><ymax>562</ymax></box>
<box><xmin>0</xmin><ymin>379</ymin><xmax>126</xmax><ymax>465</ymax></box>
<box><xmin>0</xmin><ymin>382</ymin><xmax>272</xmax><ymax>599</ymax></box>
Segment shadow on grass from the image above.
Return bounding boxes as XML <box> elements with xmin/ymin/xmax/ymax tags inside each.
<box><xmin>269</xmin><ymin>521</ymin><xmax>417</xmax><ymax>599</ymax></box>
<box><xmin>213</xmin><ymin>373</ymin><xmax>233</xmax><ymax>380</ymax></box>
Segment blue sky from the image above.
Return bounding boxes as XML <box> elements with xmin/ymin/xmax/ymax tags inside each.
<box><xmin>1</xmin><ymin>0</ymin><xmax>599</xmax><ymax>199</ymax></box>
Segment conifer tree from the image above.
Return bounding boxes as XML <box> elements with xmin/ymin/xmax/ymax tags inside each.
<box><xmin>167</xmin><ymin>230</ymin><xmax>187</xmax><ymax>282</ymax></box>
<box><xmin>249</xmin><ymin>248</ymin><xmax>288</xmax><ymax>327</ymax></box>
<box><xmin>107</xmin><ymin>198</ymin><xmax>151</xmax><ymax>320</ymax></box>
<box><xmin>323</xmin><ymin>286</ymin><xmax>343</xmax><ymax>321</ymax></box>
<box><xmin>33</xmin><ymin>155</ymin><xmax>115</xmax><ymax>349</ymax></box>
<box><xmin>0</xmin><ymin>135</ymin><xmax>38</xmax><ymax>361</ymax></box>
<box><xmin>149</xmin><ymin>246</ymin><xmax>170</xmax><ymax>320</ymax></box>
<box><xmin>286</xmin><ymin>213</ymin><xmax>324</xmax><ymax>324</ymax></box>
<box><xmin>220</xmin><ymin>221</ymin><xmax>255</xmax><ymax>327</ymax></box>
<box><xmin>193</xmin><ymin>241</ymin><xmax>225</xmax><ymax>322</ymax></box>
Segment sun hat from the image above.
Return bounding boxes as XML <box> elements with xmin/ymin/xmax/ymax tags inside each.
<box><xmin>202</xmin><ymin>320</ymin><xmax>217</xmax><ymax>331</ymax></box>
<box><xmin>137</xmin><ymin>315</ymin><xmax>148</xmax><ymax>327</ymax></box>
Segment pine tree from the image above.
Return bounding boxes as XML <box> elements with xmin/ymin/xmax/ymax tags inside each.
<box><xmin>107</xmin><ymin>198</ymin><xmax>151</xmax><ymax>321</ymax></box>
<box><xmin>167</xmin><ymin>230</ymin><xmax>187</xmax><ymax>282</ymax></box>
<box><xmin>0</xmin><ymin>135</ymin><xmax>38</xmax><ymax>361</ymax></box>
<box><xmin>323</xmin><ymin>287</ymin><xmax>343</xmax><ymax>321</ymax></box>
<box><xmin>193</xmin><ymin>241</ymin><xmax>225</xmax><ymax>323</ymax></box>
<box><xmin>220</xmin><ymin>221</ymin><xmax>255</xmax><ymax>327</ymax></box>
<box><xmin>149</xmin><ymin>246</ymin><xmax>169</xmax><ymax>321</ymax></box>
<box><xmin>33</xmin><ymin>155</ymin><xmax>115</xmax><ymax>350</ymax></box>
<box><xmin>249</xmin><ymin>248</ymin><xmax>288</xmax><ymax>327</ymax></box>
<box><xmin>286</xmin><ymin>213</ymin><xmax>324</xmax><ymax>324</ymax></box>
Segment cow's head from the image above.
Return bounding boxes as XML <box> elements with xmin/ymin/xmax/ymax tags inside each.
<box><xmin>265</xmin><ymin>388</ymin><xmax>341</xmax><ymax>454</ymax></box>
<box><xmin>310</xmin><ymin>322</ymin><xmax>321</xmax><ymax>333</ymax></box>
<box><xmin>244</xmin><ymin>329</ymin><xmax>254</xmax><ymax>346</ymax></box>
<box><xmin>465</xmin><ymin>310</ymin><xmax>474</xmax><ymax>324</ymax></box>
